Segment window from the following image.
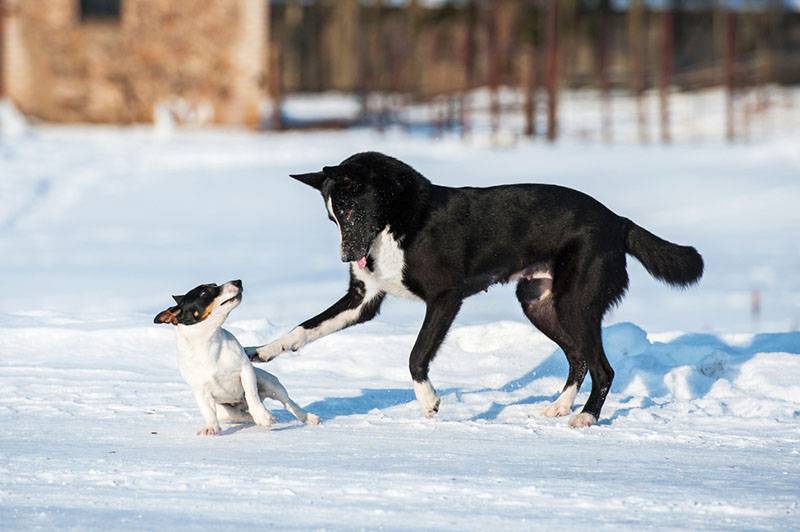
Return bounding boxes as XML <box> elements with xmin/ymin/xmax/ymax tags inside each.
<box><xmin>79</xmin><ymin>0</ymin><xmax>121</xmax><ymax>22</ymax></box>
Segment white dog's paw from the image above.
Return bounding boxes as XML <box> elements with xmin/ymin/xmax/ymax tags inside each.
<box><xmin>540</xmin><ymin>402</ymin><xmax>573</xmax><ymax>418</ymax></box>
<box><xmin>304</xmin><ymin>413</ymin><xmax>320</xmax><ymax>425</ymax></box>
<box><xmin>197</xmin><ymin>425</ymin><xmax>221</xmax><ymax>436</ymax></box>
<box><xmin>413</xmin><ymin>381</ymin><xmax>441</xmax><ymax>418</ymax></box>
<box><xmin>568</xmin><ymin>412</ymin><xmax>597</xmax><ymax>428</ymax></box>
<box><xmin>252</xmin><ymin>410</ymin><xmax>276</xmax><ymax>427</ymax></box>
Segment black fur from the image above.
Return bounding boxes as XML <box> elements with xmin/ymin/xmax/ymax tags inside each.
<box><xmin>154</xmin><ymin>282</ymin><xmax>242</xmax><ymax>326</ymax></box>
<box><xmin>288</xmin><ymin>152</ymin><xmax>703</xmax><ymax>423</ymax></box>
<box><xmin>300</xmin><ymin>271</ymin><xmax>386</xmax><ymax>331</ymax></box>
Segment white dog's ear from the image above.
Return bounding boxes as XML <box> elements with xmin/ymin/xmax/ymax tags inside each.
<box><xmin>172</xmin><ymin>295</ymin><xmax>184</xmax><ymax>304</ymax></box>
<box><xmin>290</xmin><ymin>171</ymin><xmax>326</xmax><ymax>190</ymax></box>
<box><xmin>154</xmin><ymin>306</ymin><xmax>181</xmax><ymax>325</ymax></box>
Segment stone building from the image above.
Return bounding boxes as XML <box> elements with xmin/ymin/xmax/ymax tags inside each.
<box><xmin>1</xmin><ymin>0</ymin><xmax>268</xmax><ymax>126</ymax></box>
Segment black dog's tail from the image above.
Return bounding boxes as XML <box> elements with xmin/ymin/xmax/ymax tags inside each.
<box><xmin>624</xmin><ymin>220</ymin><xmax>704</xmax><ymax>287</ymax></box>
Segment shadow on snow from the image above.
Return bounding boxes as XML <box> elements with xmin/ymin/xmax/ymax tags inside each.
<box><xmin>297</xmin><ymin>323</ymin><xmax>800</xmax><ymax>424</ymax></box>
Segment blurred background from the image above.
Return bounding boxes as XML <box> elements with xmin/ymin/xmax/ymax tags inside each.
<box><xmin>2</xmin><ymin>0</ymin><xmax>800</xmax><ymax>141</ymax></box>
<box><xmin>1</xmin><ymin>0</ymin><xmax>798</xmax><ymax>334</ymax></box>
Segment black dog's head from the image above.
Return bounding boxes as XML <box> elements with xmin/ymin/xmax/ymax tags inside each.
<box><xmin>154</xmin><ymin>279</ymin><xmax>242</xmax><ymax>326</ymax></box>
<box><xmin>290</xmin><ymin>152</ymin><xmax>429</xmax><ymax>265</ymax></box>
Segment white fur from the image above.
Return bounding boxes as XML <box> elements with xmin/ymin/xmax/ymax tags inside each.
<box><xmin>254</xmin><ymin>225</ymin><xmax>416</xmax><ymax>361</ymax></box>
<box><xmin>540</xmin><ymin>384</ymin><xmax>577</xmax><ymax>417</ymax></box>
<box><xmin>172</xmin><ymin>282</ymin><xmax>319</xmax><ymax>435</ymax></box>
<box><xmin>510</xmin><ymin>266</ymin><xmax>553</xmax><ymax>300</ymax></box>
<box><xmin>326</xmin><ymin>195</ymin><xmax>345</xmax><ymax>254</ymax></box>
<box><xmin>356</xmin><ymin>227</ymin><xmax>420</xmax><ymax>301</ymax></box>
<box><xmin>568</xmin><ymin>412</ymin><xmax>597</xmax><ymax>428</ymax></box>
<box><xmin>253</xmin><ymin>227</ymin><xmax>432</xmax><ymax>417</ymax></box>
<box><xmin>413</xmin><ymin>380</ymin><xmax>441</xmax><ymax>418</ymax></box>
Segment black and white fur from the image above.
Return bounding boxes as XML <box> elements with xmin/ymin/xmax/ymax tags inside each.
<box><xmin>155</xmin><ymin>280</ymin><xmax>319</xmax><ymax>435</ymax></box>
<box><xmin>247</xmin><ymin>153</ymin><xmax>703</xmax><ymax>427</ymax></box>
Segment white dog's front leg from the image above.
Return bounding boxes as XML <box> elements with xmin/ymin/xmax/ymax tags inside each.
<box><xmin>241</xmin><ymin>366</ymin><xmax>275</xmax><ymax>427</ymax></box>
<box><xmin>194</xmin><ymin>390</ymin><xmax>221</xmax><ymax>436</ymax></box>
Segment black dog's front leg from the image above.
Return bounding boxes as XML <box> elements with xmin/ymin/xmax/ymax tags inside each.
<box><xmin>408</xmin><ymin>294</ymin><xmax>462</xmax><ymax>418</ymax></box>
<box><xmin>247</xmin><ymin>270</ymin><xmax>384</xmax><ymax>362</ymax></box>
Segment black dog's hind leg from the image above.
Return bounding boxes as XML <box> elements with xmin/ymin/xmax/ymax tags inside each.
<box><xmin>569</xmin><ymin>322</ymin><xmax>614</xmax><ymax>427</ymax></box>
<box><xmin>516</xmin><ymin>278</ymin><xmax>587</xmax><ymax>418</ymax></box>
<box><xmin>247</xmin><ymin>268</ymin><xmax>385</xmax><ymax>362</ymax></box>
<box><xmin>557</xmin><ymin>251</ymin><xmax>626</xmax><ymax>427</ymax></box>
<box><xmin>409</xmin><ymin>293</ymin><xmax>462</xmax><ymax>418</ymax></box>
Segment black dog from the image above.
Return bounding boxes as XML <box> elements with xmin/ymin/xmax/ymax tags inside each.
<box><xmin>248</xmin><ymin>152</ymin><xmax>703</xmax><ymax>427</ymax></box>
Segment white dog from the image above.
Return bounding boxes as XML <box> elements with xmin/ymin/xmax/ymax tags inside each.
<box><xmin>154</xmin><ymin>279</ymin><xmax>319</xmax><ymax>435</ymax></box>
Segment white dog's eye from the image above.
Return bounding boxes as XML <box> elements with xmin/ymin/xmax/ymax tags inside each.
<box><xmin>193</xmin><ymin>310</ymin><xmax>200</xmax><ymax>318</ymax></box>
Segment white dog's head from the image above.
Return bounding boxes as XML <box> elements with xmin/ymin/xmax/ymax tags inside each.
<box><xmin>154</xmin><ymin>280</ymin><xmax>242</xmax><ymax>327</ymax></box>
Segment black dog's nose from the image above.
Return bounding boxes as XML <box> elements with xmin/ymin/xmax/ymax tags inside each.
<box><xmin>232</xmin><ymin>279</ymin><xmax>242</xmax><ymax>289</ymax></box>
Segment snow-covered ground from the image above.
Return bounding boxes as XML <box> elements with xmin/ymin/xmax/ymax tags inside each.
<box><xmin>1</xmin><ymin>105</ymin><xmax>799</xmax><ymax>529</ymax></box>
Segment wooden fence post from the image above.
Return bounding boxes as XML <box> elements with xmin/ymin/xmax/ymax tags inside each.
<box><xmin>724</xmin><ymin>10</ymin><xmax>736</xmax><ymax>142</ymax></box>
<box><xmin>658</xmin><ymin>5</ymin><xmax>673</xmax><ymax>144</ymax></box>
<box><xmin>545</xmin><ymin>0</ymin><xmax>559</xmax><ymax>142</ymax></box>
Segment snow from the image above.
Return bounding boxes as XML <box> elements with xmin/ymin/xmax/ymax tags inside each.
<box><xmin>0</xmin><ymin>99</ymin><xmax>28</xmax><ymax>140</ymax></box>
<box><xmin>1</xmin><ymin>111</ymin><xmax>799</xmax><ymax>529</ymax></box>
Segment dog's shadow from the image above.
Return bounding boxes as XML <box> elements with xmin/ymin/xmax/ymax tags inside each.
<box><xmin>304</xmin><ymin>388</ymin><xmax>417</xmax><ymax>421</ymax></box>
<box><xmin>297</xmin><ymin>326</ymin><xmax>800</xmax><ymax>425</ymax></box>
<box><xmin>220</xmin><ymin>419</ymin><xmax>307</xmax><ymax>435</ymax></box>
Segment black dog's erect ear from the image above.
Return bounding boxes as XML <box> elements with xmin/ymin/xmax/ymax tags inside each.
<box><xmin>154</xmin><ymin>306</ymin><xmax>181</xmax><ymax>325</ymax></box>
<box><xmin>172</xmin><ymin>295</ymin><xmax>184</xmax><ymax>304</ymax></box>
<box><xmin>324</xmin><ymin>163</ymin><xmax>368</xmax><ymax>179</ymax></box>
<box><xmin>289</xmin><ymin>171</ymin><xmax>326</xmax><ymax>191</ymax></box>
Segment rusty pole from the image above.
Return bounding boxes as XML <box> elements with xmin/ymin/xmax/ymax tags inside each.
<box><xmin>0</xmin><ymin>0</ymin><xmax>5</xmax><ymax>98</ymax></box>
<box><xmin>487</xmin><ymin>1</ymin><xmax>501</xmax><ymax>138</ymax></box>
<box><xmin>545</xmin><ymin>0</ymin><xmax>559</xmax><ymax>142</ymax></box>
<box><xmin>523</xmin><ymin>43</ymin><xmax>537</xmax><ymax>138</ymax></box>
<box><xmin>658</xmin><ymin>6</ymin><xmax>673</xmax><ymax>144</ymax></box>
<box><xmin>724</xmin><ymin>10</ymin><xmax>736</xmax><ymax>142</ymax></box>
<box><xmin>460</xmin><ymin>0</ymin><xmax>477</xmax><ymax>139</ymax></box>
<box><xmin>599</xmin><ymin>0</ymin><xmax>612</xmax><ymax>143</ymax></box>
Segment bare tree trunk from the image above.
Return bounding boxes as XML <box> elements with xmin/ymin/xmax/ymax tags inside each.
<box><xmin>724</xmin><ymin>9</ymin><xmax>736</xmax><ymax>142</ymax></box>
<box><xmin>487</xmin><ymin>1</ymin><xmax>501</xmax><ymax>139</ymax></box>
<box><xmin>460</xmin><ymin>1</ymin><xmax>477</xmax><ymax>139</ymax></box>
<box><xmin>628</xmin><ymin>0</ymin><xmax>648</xmax><ymax>143</ymax></box>
<box><xmin>545</xmin><ymin>0</ymin><xmax>559</xmax><ymax>142</ymax></box>
<box><xmin>0</xmin><ymin>0</ymin><xmax>5</xmax><ymax>98</ymax></box>
<box><xmin>269</xmin><ymin>44</ymin><xmax>283</xmax><ymax>130</ymax></box>
<box><xmin>598</xmin><ymin>0</ymin><xmax>612</xmax><ymax>143</ymax></box>
<box><xmin>374</xmin><ymin>0</ymin><xmax>386</xmax><ymax>134</ymax></box>
<box><xmin>523</xmin><ymin>44</ymin><xmax>538</xmax><ymax>138</ymax></box>
<box><xmin>658</xmin><ymin>5</ymin><xmax>673</xmax><ymax>144</ymax></box>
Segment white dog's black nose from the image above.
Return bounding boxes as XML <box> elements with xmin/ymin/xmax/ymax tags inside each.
<box><xmin>232</xmin><ymin>279</ymin><xmax>242</xmax><ymax>289</ymax></box>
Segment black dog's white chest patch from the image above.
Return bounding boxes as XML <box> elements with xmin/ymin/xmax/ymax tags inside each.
<box><xmin>354</xmin><ymin>228</ymin><xmax>419</xmax><ymax>300</ymax></box>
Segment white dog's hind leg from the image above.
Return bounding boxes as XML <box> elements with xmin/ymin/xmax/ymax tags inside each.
<box><xmin>255</xmin><ymin>369</ymin><xmax>320</xmax><ymax>425</ymax></box>
<box><xmin>216</xmin><ymin>403</ymin><xmax>254</xmax><ymax>423</ymax></box>
<box><xmin>241</xmin><ymin>366</ymin><xmax>276</xmax><ymax>427</ymax></box>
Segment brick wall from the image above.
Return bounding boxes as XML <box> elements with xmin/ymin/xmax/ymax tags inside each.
<box><xmin>2</xmin><ymin>0</ymin><xmax>266</xmax><ymax>126</ymax></box>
